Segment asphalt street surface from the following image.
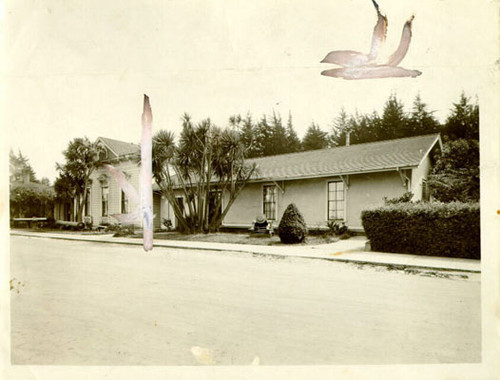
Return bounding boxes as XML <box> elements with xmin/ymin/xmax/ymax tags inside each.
<box><xmin>10</xmin><ymin>235</ymin><xmax>481</xmax><ymax>365</ymax></box>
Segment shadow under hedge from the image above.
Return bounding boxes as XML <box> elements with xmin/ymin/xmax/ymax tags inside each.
<box><xmin>361</xmin><ymin>202</ymin><xmax>480</xmax><ymax>260</ymax></box>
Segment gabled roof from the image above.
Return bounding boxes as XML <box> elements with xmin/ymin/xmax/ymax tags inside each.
<box><xmin>97</xmin><ymin>137</ymin><xmax>140</xmax><ymax>158</ymax></box>
<box><xmin>248</xmin><ymin>134</ymin><xmax>442</xmax><ymax>181</ymax></box>
<box><xmin>95</xmin><ymin>134</ymin><xmax>441</xmax><ymax>184</ymax></box>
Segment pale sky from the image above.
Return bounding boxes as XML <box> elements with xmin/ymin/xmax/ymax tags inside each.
<box><xmin>2</xmin><ymin>0</ymin><xmax>497</xmax><ymax>182</ymax></box>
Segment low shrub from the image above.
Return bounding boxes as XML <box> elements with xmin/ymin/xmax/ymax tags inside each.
<box><xmin>327</xmin><ymin>220</ymin><xmax>348</xmax><ymax>236</ymax></box>
<box><xmin>278</xmin><ymin>203</ymin><xmax>308</xmax><ymax>244</ymax></box>
<box><xmin>39</xmin><ymin>217</ymin><xmax>56</xmax><ymax>229</ymax></box>
<box><xmin>111</xmin><ymin>224</ymin><xmax>136</xmax><ymax>237</ymax></box>
<box><xmin>162</xmin><ymin>218</ymin><xmax>173</xmax><ymax>230</ymax></box>
<box><xmin>339</xmin><ymin>232</ymin><xmax>351</xmax><ymax>240</ymax></box>
<box><xmin>383</xmin><ymin>191</ymin><xmax>414</xmax><ymax>205</ymax></box>
<box><xmin>361</xmin><ymin>202</ymin><xmax>480</xmax><ymax>259</ymax></box>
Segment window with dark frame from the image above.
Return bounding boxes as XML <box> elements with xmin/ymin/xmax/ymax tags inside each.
<box><xmin>98</xmin><ymin>147</ymin><xmax>108</xmax><ymax>161</ymax></box>
<box><xmin>263</xmin><ymin>185</ymin><xmax>277</xmax><ymax>220</ymax></box>
<box><xmin>85</xmin><ymin>187</ymin><xmax>91</xmax><ymax>216</ymax></box>
<box><xmin>175</xmin><ymin>197</ymin><xmax>184</xmax><ymax>216</ymax></box>
<box><xmin>328</xmin><ymin>181</ymin><xmax>345</xmax><ymax>220</ymax></box>
<box><xmin>121</xmin><ymin>190</ymin><xmax>128</xmax><ymax>214</ymax></box>
<box><xmin>101</xmin><ymin>186</ymin><xmax>109</xmax><ymax>217</ymax></box>
<box><xmin>422</xmin><ymin>179</ymin><xmax>430</xmax><ymax>202</ymax></box>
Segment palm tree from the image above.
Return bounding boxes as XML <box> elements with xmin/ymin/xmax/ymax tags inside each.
<box><xmin>55</xmin><ymin>137</ymin><xmax>105</xmax><ymax>222</ymax></box>
<box><xmin>152</xmin><ymin>117</ymin><xmax>255</xmax><ymax>233</ymax></box>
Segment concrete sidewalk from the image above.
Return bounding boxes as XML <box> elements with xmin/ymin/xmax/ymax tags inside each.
<box><xmin>10</xmin><ymin>230</ymin><xmax>481</xmax><ymax>273</ymax></box>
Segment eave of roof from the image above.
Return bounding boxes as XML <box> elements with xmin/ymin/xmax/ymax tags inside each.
<box><xmin>246</xmin><ymin>134</ymin><xmax>441</xmax><ymax>182</ymax></box>
<box><xmin>97</xmin><ymin>137</ymin><xmax>140</xmax><ymax>158</ymax></box>
<box><xmin>98</xmin><ymin>133</ymin><xmax>441</xmax><ymax>187</ymax></box>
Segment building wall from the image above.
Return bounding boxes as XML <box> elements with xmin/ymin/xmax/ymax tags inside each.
<box><xmin>88</xmin><ymin>159</ymin><xmax>141</xmax><ymax>226</ymax></box>
<box><xmin>160</xmin><ymin>195</ymin><xmax>177</xmax><ymax>228</ymax></box>
<box><xmin>159</xmin><ymin>168</ymin><xmax>430</xmax><ymax>232</ymax></box>
<box><xmin>410</xmin><ymin>155</ymin><xmax>432</xmax><ymax>201</ymax></box>
<box><xmin>153</xmin><ymin>193</ymin><xmax>162</xmax><ymax>230</ymax></box>
<box><xmin>346</xmin><ymin>171</ymin><xmax>406</xmax><ymax>229</ymax></box>
<box><xmin>279</xmin><ymin>178</ymin><xmax>332</xmax><ymax>229</ymax></box>
<box><xmin>88</xmin><ymin>160</ymin><xmax>163</xmax><ymax>229</ymax></box>
<box><xmin>159</xmin><ymin>195</ymin><xmax>171</xmax><ymax>229</ymax></box>
<box><xmin>223</xmin><ymin>171</ymin><xmax>408</xmax><ymax>231</ymax></box>
<box><xmin>161</xmin><ymin>189</ymin><xmax>228</xmax><ymax>229</ymax></box>
<box><xmin>223</xmin><ymin>183</ymin><xmax>265</xmax><ymax>227</ymax></box>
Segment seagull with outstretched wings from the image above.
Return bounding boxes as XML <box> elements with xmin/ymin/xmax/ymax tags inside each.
<box><xmin>321</xmin><ymin>0</ymin><xmax>421</xmax><ymax>80</ymax></box>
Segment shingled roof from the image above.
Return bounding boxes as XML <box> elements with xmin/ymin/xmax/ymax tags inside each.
<box><xmin>96</xmin><ymin>134</ymin><xmax>441</xmax><ymax>183</ymax></box>
<box><xmin>248</xmin><ymin>134</ymin><xmax>441</xmax><ymax>181</ymax></box>
<box><xmin>97</xmin><ymin>137</ymin><xmax>140</xmax><ymax>158</ymax></box>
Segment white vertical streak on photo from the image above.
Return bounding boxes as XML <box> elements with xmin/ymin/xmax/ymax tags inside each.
<box><xmin>140</xmin><ymin>94</ymin><xmax>154</xmax><ymax>251</ymax></box>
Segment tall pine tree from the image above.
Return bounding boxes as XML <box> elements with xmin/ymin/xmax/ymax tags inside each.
<box><xmin>427</xmin><ymin>92</ymin><xmax>479</xmax><ymax>202</ymax></box>
<box><xmin>407</xmin><ymin>94</ymin><xmax>441</xmax><ymax>136</ymax></box>
<box><xmin>285</xmin><ymin>112</ymin><xmax>302</xmax><ymax>152</ymax></box>
<box><xmin>443</xmin><ymin>92</ymin><xmax>479</xmax><ymax>141</ymax></box>
<box><xmin>302</xmin><ymin>123</ymin><xmax>329</xmax><ymax>151</ymax></box>
<box><xmin>380</xmin><ymin>93</ymin><xmax>408</xmax><ymax>140</ymax></box>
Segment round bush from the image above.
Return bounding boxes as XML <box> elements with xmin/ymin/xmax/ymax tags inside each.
<box><xmin>278</xmin><ymin>203</ymin><xmax>308</xmax><ymax>244</ymax></box>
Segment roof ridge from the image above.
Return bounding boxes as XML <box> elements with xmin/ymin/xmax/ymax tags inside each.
<box><xmin>248</xmin><ymin>133</ymin><xmax>440</xmax><ymax>162</ymax></box>
<box><xmin>98</xmin><ymin>136</ymin><xmax>140</xmax><ymax>146</ymax></box>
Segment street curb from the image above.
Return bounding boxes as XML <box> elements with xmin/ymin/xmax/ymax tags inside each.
<box><xmin>248</xmin><ymin>251</ymin><xmax>481</xmax><ymax>273</ymax></box>
<box><xmin>10</xmin><ymin>232</ymin><xmax>481</xmax><ymax>274</ymax></box>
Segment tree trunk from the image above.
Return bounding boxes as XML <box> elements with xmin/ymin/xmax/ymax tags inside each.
<box><xmin>211</xmin><ymin>166</ymin><xmax>255</xmax><ymax>230</ymax></box>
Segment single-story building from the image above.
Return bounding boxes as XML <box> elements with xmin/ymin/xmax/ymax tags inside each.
<box><xmin>164</xmin><ymin>133</ymin><xmax>442</xmax><ymax>231</ymax></box>
<box><xmin>69</xmin><ymin>133</ymin><xmax>442</xmax><ymax>232</ymax></box>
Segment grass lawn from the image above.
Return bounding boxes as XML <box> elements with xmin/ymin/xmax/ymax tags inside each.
<box><xmin>151</xmin><ymin>231</ymin><xmax>340</xmax><ymax>246</ymax></box>
<box><xmin>12</xmin><ymin>227</ymin><xmax>342</xmax><ymax>246</ymax></box>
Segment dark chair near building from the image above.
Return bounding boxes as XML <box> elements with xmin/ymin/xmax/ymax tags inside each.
<box><xmin>84</xmin><ymin>215</ymin><xmax>93</xmax><ymax>230</ymax></box>
<box><xmin>249</xmin><ymin>215</ymin><xmax>274</xmax><ymax>237</ymax></box>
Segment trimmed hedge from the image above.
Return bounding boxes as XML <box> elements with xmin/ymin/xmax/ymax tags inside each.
<box><xmin>278</xmin><ymin>203</ymin><xmax>308</xmax><ymax>244</ymax></box>
<box><xmin>361</xmin><ymin>202</ymin><xmax>480</xmax><ymax>259</ymax></box>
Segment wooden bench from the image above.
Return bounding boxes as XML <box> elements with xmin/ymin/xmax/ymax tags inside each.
<box><xmin>12</xmin><ymin>217</ymin><xmax>48</xmax><ymax>228</ymax></box>
<box><xmin>55</xmin><ymin>220</ymin><xmax>85</xmax><ymax>230</ymax></box>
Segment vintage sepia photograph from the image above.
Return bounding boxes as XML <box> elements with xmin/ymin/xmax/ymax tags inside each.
<box><xmin>2</xmin><ymin>0</ymin><xmax>498</xmax><ymax>379</ymax></box>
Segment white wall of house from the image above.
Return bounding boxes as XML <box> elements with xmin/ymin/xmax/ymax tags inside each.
<box><xmin>279</xmin><ymin>178</ymin><xmax>329</xmax><ymax>229</ymax></box>
<box><xmin>222</xmin><ymin>183</ymin><xmax>264</xmax><ymax>227</ymax></box>
<box><xmin>222</xmin><ymin>171</ymin><xmax>408</xmax><ymax>231</ymax></box>
<box><xmin>88</xmin><ymin>160</ymin><xmax>163</xmax><ymax>229</ymax></box>
<box><xmin>411</xmin><ymin>155</ymin><xmax>432</xmax><ymax>201</ymax></box>
<box><xmin>159</xmin><ymin>195</ymin><xmax>171</xmax><ymax>229</ymax></box>
<box><xmin>88</xmin><ymin>160</ymin><xmax>141</xmax><ymax>226</ymax></box>
<box><xmin>157</xmin><ymin>167</ymin><xmax>431</xmax><ymax>232</ymax></box>
<box><xmin>346</xmin><ymin>171</ymin><xmax>407</xmax><ymax>230</ymax></box>
<box><xmin>161</xmin><ymin>195</ymin><xmax>180</xmax><ymax>228</ymax></box>
<box><xmin>153</xmin><ymin>193</ymin><xmax>162</xmax><ymax>229</ymax></box>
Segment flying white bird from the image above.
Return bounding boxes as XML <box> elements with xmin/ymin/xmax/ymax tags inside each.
<box><xmin>321</xmin><ymin>0</ymin><xmax>421</xmax><ymax>80</ymax></box>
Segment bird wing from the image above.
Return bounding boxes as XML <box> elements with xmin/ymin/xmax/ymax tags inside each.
<box><xmin>320</xmin><ymin>68</ymin><xmax>346</xmax><ymax>78</ymax></box>
<box><xmin>386</xmin><ymin>16</ymin><xmax>414</xmax><ymax>66</ymax></box>
<box><xmin>322</xmin><ymin>65</ymin><xmax>421</xmax><ymax>80</ymax></box>
<box><xmin>320</xmin><ymin>50</ymin><xmax>369</xmax><ymax>67</ymax></box>
<box><xmin>368</xmin><ymin>0</ymin><xmax>388</xmax><ymax>61</ymax></box>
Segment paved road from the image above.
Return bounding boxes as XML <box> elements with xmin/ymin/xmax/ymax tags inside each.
<box><xmin>10</xmin><ymin>235</ymin><xmax>481</xmax><ymax>365</ymax></box>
